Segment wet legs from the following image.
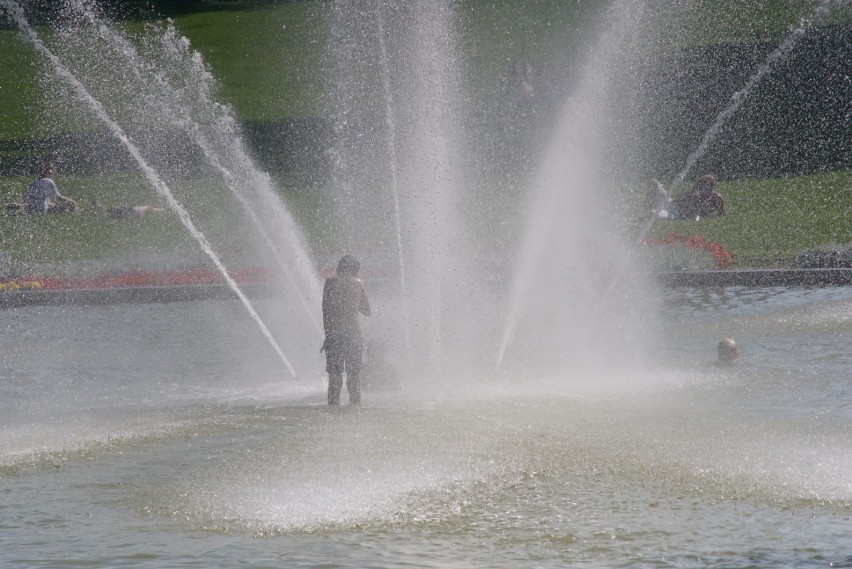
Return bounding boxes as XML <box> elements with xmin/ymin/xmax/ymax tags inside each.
<box><xmin>328</xmin><ymin>371</ymin><xmax>361</xmax><ymax>405</ymax></box>
<box><xmin>328</xmin><ymin>372</ymin><xmax>343</xmax><ymax>405</ymax></box>
<box><xmin>347</xmin><ymin>369</ymin><xmax>361</xmax><ymax>405</ymax></box>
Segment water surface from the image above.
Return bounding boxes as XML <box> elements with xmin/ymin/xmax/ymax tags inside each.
<box><xmin>1</xmin><ymin>286</ymin><xmax>850</xmax><ymax>568</ymax></box>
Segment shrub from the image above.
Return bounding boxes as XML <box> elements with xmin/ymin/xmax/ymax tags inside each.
<box><xmin>793</xmin><ymin>243</ymin><xmax>852</xmax><ymax>269</ymax></box>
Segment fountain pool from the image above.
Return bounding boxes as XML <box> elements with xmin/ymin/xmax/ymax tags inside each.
<box><xmin>1</xmin><ymin>1</ymin><xmax>850</xmax><ymax>566</ymax></box>
<box><xmin>1</xmin><ymin>285</ymin><xmax>850</xmax><ymax>567</ymax></box>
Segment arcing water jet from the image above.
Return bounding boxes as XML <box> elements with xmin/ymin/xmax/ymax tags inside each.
<box><xmin>1</xmin><ymin>0</ymin><xmax>298</xmax><ymax>377</ymax></box>
<box><xmin>63</xmin><ymin>1</ymin><xmax>323</xmax><ymax>337</ymax></box>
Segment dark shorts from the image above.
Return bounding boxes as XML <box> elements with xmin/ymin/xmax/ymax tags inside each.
<box><xmin>324</xmin><ymin>331</ymin><xmax>364</xmax><ymax>375</ymax></box>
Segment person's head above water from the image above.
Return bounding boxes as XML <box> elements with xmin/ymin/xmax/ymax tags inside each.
<box><xmin>337</xmin><ymin>255</ymin><xmax>361</xmax><ymax>277</ymax></box>
<box><xmin>717</xmin><ymin>337</ymin><xmax>738</xmax><ymax>363</ymax></box>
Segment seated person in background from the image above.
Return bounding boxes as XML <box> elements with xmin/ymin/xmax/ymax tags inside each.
<box><xmin>362</xmin><ymin>340</ymin><xmax>401</xmax><ymax>392</ymax></box>
<box><xmin>25</xmin><ymin>162</ymin><xmax>76</xmax><ymax>214</ymax></box>
<box><xmin>669</xmin><ymin>174</ymin><xmax>727</xmax><ymax>220</ymax></box>
<box><xmin>92</xmin><ymin>201</ymin><xmax>165</xmax><ymax>219</ymax></box>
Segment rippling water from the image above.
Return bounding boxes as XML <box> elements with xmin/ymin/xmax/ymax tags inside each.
<box><xmin>1</xmin><ymin>286</ymin><xmax>850</xmax><ymax>568</ymax></box>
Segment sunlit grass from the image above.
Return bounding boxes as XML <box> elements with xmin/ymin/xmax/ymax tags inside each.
<box><xmin>644</xmin><ymin>170</ymin><xmax>852</xmax><ymax>267</ymax></box>
<box><xmin>646</xmin><ymin>0</ymin><xmax>851</xmax><ymax>48</ymax></box>
<box><xmin>2</xmin><ymin>169</ymin><xmax>849</xmax><ymax>271</ymax></box>
<box><xmin>4</xmin><ymin>0</ymin><xmax>848</xmax><ymax>140</ymax></box>
<box><xmin>0</xmin><ymin>30</ymin><xmax>47</xmax><ymax>141</ymax></box>
<box><xmin>2</xmin><ymin>2</ymin><xmax>849</xmax><ymax>272</ymax></box>
<box><xmin>168</xmin><ymin>4</ymin><xmax>329</xmax><ymax>120</ymax></box>
<box><xmin>0</xmin><ymin>173</ymin><xmax>265</xmax><ymax>273</ymax></box>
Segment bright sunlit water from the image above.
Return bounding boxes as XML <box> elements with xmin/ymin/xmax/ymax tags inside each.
<box><xmin>1</xmin><ymin>285</ymin><xmax>850</xmax><ymax>568</ymax></box>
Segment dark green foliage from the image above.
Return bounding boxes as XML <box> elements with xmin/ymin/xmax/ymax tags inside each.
<box><xmin>627</xmin><ymin>25</ymin><xmax>852</xmax><ymax>181</ymax></box>
<box><xmin>794</xmin><ymin>244</ymin><xmax>852</xmax><ymax>269</ymax></box>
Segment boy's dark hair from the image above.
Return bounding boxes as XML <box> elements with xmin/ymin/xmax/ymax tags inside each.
<box><xmin>337</xmin><ymin>255</ymin><xmax>360</xmax><ymax>277</ymax></box>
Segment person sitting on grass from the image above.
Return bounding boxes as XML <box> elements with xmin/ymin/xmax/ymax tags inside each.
<box><xmin>24</xmin><ymin>162</ymin><xmax>76</xmax><ymax>215</ymax></box>
<box><xmin>669</xmin><ymin>174</ymin><xmax>727</xmax><ymax>221</ymax></box>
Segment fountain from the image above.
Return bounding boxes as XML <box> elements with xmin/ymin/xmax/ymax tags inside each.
<box><xmin>1</xmin><ymin>0</ymin><xmax>850</xmax><ymax>566</ymax></box>
<box><xmin>495</xmin><ymin>0</ymin><xmax>659</xmax><ymax>374</ymax></box>
<box><xmin>0</xmin><ymin>0</ymin><xmax>303</xmax><ymax>376</ymax></box>
<box><xmin>667</xmin><ymin>0</ymin><xmax>842</xmax><ymax>194</ymax></box>
<box><xmin>326</xmin><ymin>0</ymin><xmax>489</xmax><ymax>377</ymax></box>
<box><xmin>0</xmin><ymin>0</ymin><xmax>331</xmax><ymax>377</ymax></box>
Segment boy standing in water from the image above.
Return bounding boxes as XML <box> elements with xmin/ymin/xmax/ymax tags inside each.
<box><xmin>322</xmin><ymin>255</ymin><xmax>371</xmax><ymax>405</ymax></box>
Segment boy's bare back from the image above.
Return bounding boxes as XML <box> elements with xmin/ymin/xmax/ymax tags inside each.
<box><xmin>322</xmin><ymin>276</ymin><xmax>371</xmax><ymax>336</ymax></box>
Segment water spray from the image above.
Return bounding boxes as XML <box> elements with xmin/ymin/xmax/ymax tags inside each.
<box><xmin>579</xmin><ymin>0</ymin><xmax>846</xmax><ymax>359</ymax></box>
<box><xmin>66</xmin><ymin>2</ymin><xmax>323</xmax><ymax>338</ymax></box>
<box><xmin>1</xmin><ymin>0</ymin><xmax>298</xmax><ymax>377</ymax></box>
<box><xmin>592</xmin><ymin>1</ymin><xmax>841</xmax><ymax>326</ymax></box>
<box><xmin>495</xmin><ymin>0</ymin><xmax>648</xmax><ymax>374</ymax></box>
<box><xmin>668</xmin><ymin>0</ymin><xmax>838</xmax><ymax>193</ymax></box>
<box><xmin>375</xmin><ymin>6</ymin><xmax>413</xmax><ymax>360</ymax></box>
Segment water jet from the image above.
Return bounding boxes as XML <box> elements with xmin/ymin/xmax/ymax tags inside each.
<box><xmin>0</xmin><ymin>2</ymin><xmax>850</xmax><ymax>566</ymax></box>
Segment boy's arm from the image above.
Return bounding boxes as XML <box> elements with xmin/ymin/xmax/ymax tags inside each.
<box><xmin>321</xmin><ymin>279</ymin><xmax>333</xmax><ymax>334</ymax></box>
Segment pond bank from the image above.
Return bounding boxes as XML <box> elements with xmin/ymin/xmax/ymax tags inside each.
<box><xmin>1</xmin><ymin>269</ymin><xmax>850</xmax><ymax>308</ymax></box>
<box><xmin>657</xmin><ymin>268</ymin><xmax>852</xmax><ymax>288</ymax></box>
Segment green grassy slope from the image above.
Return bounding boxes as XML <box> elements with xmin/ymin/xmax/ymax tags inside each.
<box><xmin>171</xmin><ymin>4</ymin><xmax>328</xmax><ymax>120</ymax></box>
<box><xmin>0</xmin><ymin>174</ymin><xmax>268</xmax><ymax>273</ymax></box>
<box><xmin>4</xmin><ymin>0</ymin><xmax>844</xmax><ymax>136</ymax></box>
<box><xmin>644</xmin><ymin>170</ymin><xmax>852</xmax><ymax>267</ymax></box>
<box><xmin>1</xmin><ymin>1</ymin><xmax>849</xmax><ymax>271</ymax></box>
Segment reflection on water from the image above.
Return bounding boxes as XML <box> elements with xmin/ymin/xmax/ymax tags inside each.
<box><xmin>0</xmin><ymin>287</ymin><xmax>850</xmax><ymax>568</ymax></box>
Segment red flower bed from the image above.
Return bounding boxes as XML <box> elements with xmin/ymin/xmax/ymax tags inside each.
<box><xmin>641</xmin><ymin>232</ymin><xmax>734</xmax><ymax>269</ymax></box>
<box><xmin>14</xmin><ymin>266</ymin><xmax>275</xmax><ymax>290</ymax></box>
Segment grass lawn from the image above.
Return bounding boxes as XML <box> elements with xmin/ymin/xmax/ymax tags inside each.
<box><xmin>643</xmin><ymin>170</ymin><xmax>852</xmax><ymax>267</ymax></box>
<box><xmin>0</xmin><ymin>173</ymin><xmax>272</xmax><ymax>276</ymax></box>
<box><xmin>645</xmin><ymin>0</ymin><xmax>851</xmax><ymax>47</ymax></box>
<box><xmin>1</xmin><ymin>169</ymin><xmax>849</xmax><ymax>276</ymax></box>
<box><xmin>4</xmin><ymin>0</ymin><xmax>845</xmax><ymax>140</ymax></box>
<box><xmin>167</xmin><ymin>3</ymin><xmax>329</xmax><ymax>120</ymax></box>
<box><xmin>0</xmin><ymin>30</ymin><xmax>48</xmax><ymax>141</ymax></box>
<box><xmin>1</xmin><ymin>1</ymin><xmax>850</xmax><ymax>274</ymax></box>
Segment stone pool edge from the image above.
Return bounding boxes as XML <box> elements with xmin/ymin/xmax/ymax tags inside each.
<box><xmin>657</xmin><ymin>268</ymin><xmax>852</xmax><ymax>287</ymax></box>
<box><xmin>1</xmin><ymin>269</ymin><xmax>850</xmax><ymax>308</ymax></box>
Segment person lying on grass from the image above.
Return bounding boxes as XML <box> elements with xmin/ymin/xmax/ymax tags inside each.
<box><xmin>91</xmin><ymin>201</ymin><xmax>166</xmax><ymax>219</ymax></box>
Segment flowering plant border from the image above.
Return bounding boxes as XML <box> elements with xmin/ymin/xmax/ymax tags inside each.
<box><xmin>641</xmin><ymin>232</ymin><xmax>733</xmax><ymax>269</ymax></box>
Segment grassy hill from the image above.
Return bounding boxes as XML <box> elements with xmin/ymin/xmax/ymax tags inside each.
<box><xmin>641</xmin><ymin>170</ymin><xmax>852</xmax><ymax>267</ymax></box>
<box><xmin>0</xmin><ymin>1</ymin><xmax>849</xmax><ymax>272</ymax></box>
